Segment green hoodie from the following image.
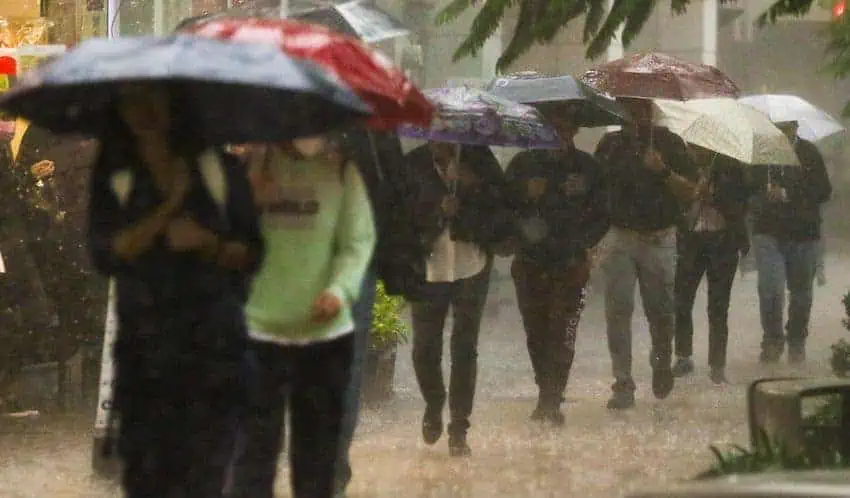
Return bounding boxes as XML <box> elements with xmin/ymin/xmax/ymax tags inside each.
<box><xmin>245</xmin><ymin>149</ymin><xmax>376</xmax><ymax>344</ymax></box>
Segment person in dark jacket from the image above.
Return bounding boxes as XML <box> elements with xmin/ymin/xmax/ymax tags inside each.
<box><xmin>595</xmin><ymin>98</ymin><xmax>699</xmax><ymax>410</ymax></box>
<box><xmin>404</xmin><ymin>142</ymin><xmax>510</xmax><ymax>456</ymax></box>
<box><xmin>672</xmin><ymin>145</ymin><xmax>753</xmax><ymax>384</ymax></box>
<box><xmin>87</xmin><ymin>84</ymin><xmax>264</xmax><ymax>498</ymax></box>
<box><xmin>505</xmin><ymin>109</ymin><xmax>609</xmax><ymax>425</ymax></box>
<box><xmin>749</xmin><ymin>121</ymin><xmax>831</xmax><ymax>364</ymax></box>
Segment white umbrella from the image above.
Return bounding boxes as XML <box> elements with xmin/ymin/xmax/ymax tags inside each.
<box><xmin>652</xmin><ymin>98</ymin><xmax>799</xmax><ymax>166</ymax></box>
<box><xmin>738</xmin><ymin>94</ymin><xmax>844</xmax><ymax>142</ymax></box>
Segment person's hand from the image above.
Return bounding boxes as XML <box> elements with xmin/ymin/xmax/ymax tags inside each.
<box><xmin>457</xmin><ymin>166</ymin><xmax>479</xmax><ymax>188</ymax></box>
<box><xmin>526</xmin><ymin>177</ymin><xmax>547</xmax><ymax>200</ymax></box>
<box><xmin>766</xmin><ymin>183</ymin><xmax>788</xmax><ymax>203</ymax></box>
<box><xmin>643</xmin><ymin>148</ymin><xmax>666</xmax><ymax>173</ymax></box>
<box><xmin>217</xmin><ymin>241</ymin><xmax>250</xmax><ymax>270</ymax></box>
<box><xmin>166</xmin><ymin>217</ymin><xmax>216</xmax><ymax>252</ymax></box>
<box><xmin>441</xmin><ymin>195</ymin><xmax>459</xmax><ymax>217</ymax></box>
<box><xmin>30</xmin><ymin>160</ymin><xmax>55</xmax><ymax>179</ymax></box>
<box><xmin>310</xmin><ymin>290</ymin><xmax>342</xmax><ymax>323</ymax></box>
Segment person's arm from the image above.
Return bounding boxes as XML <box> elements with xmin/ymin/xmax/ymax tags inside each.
<box><xmin>787</xmin><ymin>141</ymin><xmax>832</xmax><ymax>206</ymax></box>
<box><xmin>326</xmin><ymin>160</ymin><xmax>377</xmax><ymax>307</ymax></box>
<box><xmin>217</xmin><ymin>153</ymin><xmax>265</xmax><ymax>274</ymax></box>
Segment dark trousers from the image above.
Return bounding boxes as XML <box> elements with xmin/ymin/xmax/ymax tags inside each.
<box><xmin>116</xmin><ymin>301</ymin><xmax>246</xmax><ymax>498</ymax></box>
<box><xmin>511</xmin><ymin>257</ymin><xmax>589</xmax><ymax>405</ymax></box>
<box><xmin>410</xmin><ymin>266</ymin><xmax>490</xmax><ymax>436</ymax></box>
<box><xmin>674</xmin><ymin>231</ymin><xmax>739</xmax><ymax>368</ymax></box>
<box><xmin>228</xmin><ymin>335</ymin><xmax>354</xmax><ymax>498</ymax></box>
<box><xmin>336</xmin><ymin>266</ymin><xmax>377</xmax><ymax>492</ymax></box>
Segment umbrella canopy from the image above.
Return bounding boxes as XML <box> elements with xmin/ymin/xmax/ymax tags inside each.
<box><xmin>652</xmin><ymin>98</ymin><xmax>799</xmax><ymax>166</ymax></box>
<box><xmin>397</xmin><ymin>86</ymin><xmax>560</xmax><ymax>149</ymax></box>
<box><xmin>176</xmin><ymin>0</ymin><xmax>410</xmax><ymax>44</ymax></box>
<box><xmin>738</xmin><ymin>94</ymin><xmax>845</xmax><ymax>142</ymax></box>
<box><xmin>581</xmin><ymin>52</ymin><xmax>740</xmax><ymax>101</ymax></box>
<box><xmin>293</xmin><ymin>0</ymin><xmax>410</xmax><ymax>44</ymax></box>
<box><xmin>181</xmin><ymin>17</ymin><xmax>433</xmax><ymax>130</ymax></box>
<box><xmin>486</xmin><ymin>71</ymin><xmax>628</xmax><ymax>127</ymax></box>
<box><xmin>0</xmin><ymin>35</ymin><xmax>371</xmax><ymax>143</ymax></box>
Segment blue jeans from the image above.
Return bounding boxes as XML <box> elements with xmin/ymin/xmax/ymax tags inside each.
<box><xmin>335</xmin><ymin>265</ymin><xmax>377</xmax><ymax>492</ymax></box>
<box><xmin>603</xmin><ymin>227</ymin><xmax>677</xmax><ymax>387</ymax></box>
<box><xmin>753</xmin><ymin>234</ymin><xmax>818</xmax><ymax>350</ymax></box>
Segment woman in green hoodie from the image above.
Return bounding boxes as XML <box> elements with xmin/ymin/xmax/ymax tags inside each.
<box><xmin>228</xmin><ymin>136</ymin><xmax>376</xmax><ymax>498</ymax></box>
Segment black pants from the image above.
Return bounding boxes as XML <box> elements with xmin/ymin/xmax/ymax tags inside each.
<box><xmin>116</xmin><ymin>301</ymin><xmax>246</xmax><ymax>498</ymax></box>
<box><xmin>512</xmin><ymin>257</ymin><xmax>589</xmax><ymax>405</ymax></box>
<box><xmin>410</xmin><ymin>266</ymin><xmax>490</xmax><ymax>437</ymax></box>
<box><xmin>674</xmin><ymin>231</ymin><xmax>739</xmax><ymax>368</ymax></box>
<box><xmin>228</xmin><ymin>335</ymin><xmax>354</xmax><ymax>498</ymax></box>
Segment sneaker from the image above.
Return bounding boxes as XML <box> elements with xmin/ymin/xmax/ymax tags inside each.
<box><xmin>448</xmin><ymin>434</ymin><xmax>471</xmax><ymax>457</ymax></box>
<box><xmin>421</xmin><ymin>405</ymin><xmax>443</xmax><ymax>445</ymax></box>
<box><xmin>789</xmin><ymin>347</ymin><xmax>806</xmax><ymax>365</ymax></box>
<box><xmin>672</xmin><ymin>357</ymin><xmax>695</xmax><ymax>377</ymax></box>
<box><xmin>710</xmin><ymin>367</ymin><xmax>728</xmax><ymax>385</ymax></box>
<box><xmin>759</xmin><ymin>348</ymin><xmax>782</xmax><ymax>364</ymax></box>
<box><xmin>606</xmin><ymin>382</ymin><xmax>635</xmax><ymax>410</ymax></box>
<box><xmin>652</xmin><ymin>366</ymin><xmax>675</xmax><ymax>399</ymax></box>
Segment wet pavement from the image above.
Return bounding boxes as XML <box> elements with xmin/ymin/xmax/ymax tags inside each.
<box><xmin>1</xmin><ymin>252</ymin><xmax>848</xmax><ymax>497</ymax></box>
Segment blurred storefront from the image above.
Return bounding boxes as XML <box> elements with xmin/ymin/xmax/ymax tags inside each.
<box><xmin>110</xmin><ymin>0</ymin><xmax>281</xmax><ymax>36</ymax></box>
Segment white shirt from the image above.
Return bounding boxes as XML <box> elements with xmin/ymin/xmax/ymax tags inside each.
<box><xmin>425</xmin><ymin>157</ymin><xmax>486</xmax><ymax>283</ymax></box>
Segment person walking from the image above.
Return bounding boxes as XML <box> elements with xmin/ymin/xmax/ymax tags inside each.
<box><xmin>750</xmin><ymin>121</ymin><xmax>832</xmax><ymax>364</ymax></box>
<box><xmin>594</xmin><ymin>98</ymin><xmax>699</xmax><ymax>410</ymax></box>
<box><xmin>87</xmin><ymin>85</ymin><xmax>264</xmax><ymax>498</ymax></box>
<box><xmin>227</xmin><ymin>136</ymin><xmax>376</xmax><ymax>498</ymax></box>
<box><xmin>404</xmin><ymin>141</ymin><xmax>510</xmax><ymax>456</ymax></box>
<box><xmin>326</xmin><ymin>128</ymin><xmax>415</xmax><ymax>496</ymax></box>
<box><xmin>672</xmin><ymin>146</ymin><xmax>752</xmax><ymax>385</ymax></box>
<box><xmin>505</xmin><ymin>109</ymin><xmax>609</xmax><ymax>425</ymax></box>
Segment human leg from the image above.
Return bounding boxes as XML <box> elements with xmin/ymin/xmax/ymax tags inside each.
<box><xmin>753</xmin><ymin>234</ymin><xmax>786</xmax><ymax>362</ymax></box>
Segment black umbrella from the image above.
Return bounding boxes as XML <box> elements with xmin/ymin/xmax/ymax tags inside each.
<box><xmin>0</xmin><ymin>34</ymin><xmax>371</xmax><ymax>144</ymax></box>
<box><xmin>176</xmin><ymin>0</ymin><xmax>409</xmax><ymax>44</ymax></box>
<box><xmin>486</xmin><ymin>71</ymin><xmax>628</xmax><ymax>128</ymax></box>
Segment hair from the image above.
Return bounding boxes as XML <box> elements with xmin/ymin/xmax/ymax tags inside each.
<box><xmin>94</xmin><ymin>83</ymin><xmax>207</xmax><ymax>172</ymax></box>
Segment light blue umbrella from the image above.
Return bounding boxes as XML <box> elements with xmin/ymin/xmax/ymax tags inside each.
<box><xmin>0</xmin><ymin>34</ymin><xmax>372</xmax><ymax>144</ymax></box>
<box><xmin>739</xmin><ymin>94</ymin><xmax>844</xmax><ymax>143</ymax></box>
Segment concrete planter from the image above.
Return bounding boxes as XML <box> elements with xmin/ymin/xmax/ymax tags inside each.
<box><xmin>362</xmin><ymin>345</ymin><xmax>398</xmax><ymax>405</ymax></box>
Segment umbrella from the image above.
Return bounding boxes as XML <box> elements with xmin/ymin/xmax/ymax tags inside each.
<box><xmin>181</xmin><ymin>17</ymin><xmax>433</xmax><ymax>130</ymax></box>
<box><xmin>738</xmin><ymin>94</ymin><xmax>845</xmax><ymax>142</ymax></box>
<box><xmin>651</xmin><ymin>98</ymin><xmax>799</xmax><ymax>166</ymax></box>
<box><xmin>0</xmin><ymin>35</ymin><xmax>371</xmax><ymax>144</ymax></box>
<box><xmin>580</xmin><ymin>52</ymin><xmax>740</xmax><ymax>101</ymax></box>
<box><xmin>486</xmin><ymin>71</ymin><xmax>628</xmax><ymax>127</ymax></box>
<box><xmin>396</xmin><ymin>86</ymin><xmax>560</xmax><ymax>149</ymax></box>
<box><xmin>176</xmin><ymin>0</ymin><xmax>410</xmax><ymax>44</ymax></box>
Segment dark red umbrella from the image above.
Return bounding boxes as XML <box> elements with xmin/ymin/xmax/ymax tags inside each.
<box><xmin>580</xmin><ymin>52</ymin><xmax>740</xmax><ymax>100</ymax></box>
<box><xmin>182</xmin><ymin>17</ymin><xmax>434</xmax><ymax>130</ymax></box>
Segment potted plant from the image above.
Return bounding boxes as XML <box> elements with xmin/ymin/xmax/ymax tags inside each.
<box><xmin>830</xmin><ymin>291</ymin><xmax>850</xmax><ymax>378</ymax></box>
<box><xmin>362</xmin><ymin>280</ymin><xmax>409</xmax><ymax>404</ymax></box>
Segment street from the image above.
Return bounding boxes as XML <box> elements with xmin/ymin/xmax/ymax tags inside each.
<box><xmin>0</xmin><ymin>251</ymin><xmax>847</xmax><ymax>498</ymax></box>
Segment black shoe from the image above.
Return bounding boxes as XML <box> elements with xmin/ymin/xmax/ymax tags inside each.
<box><xmin>672</xmin><ymin>357</ymin><xmax>695</xmax><ymax>377</ymax></box>
<box><xmin>530</xmin><ymin>404</ymin><xmax>565</xmax><ymax>426</ymax></box>
<box><xmin>448</xmin><ymin>434</ymin><xmax>471</xmax><ymax>457</ymax></box>
<box><xmin>710</xmin><ymin>367</ymin><xmax>728</xmax><ymax>385</ymax></box>
<box><xmin>421</xmin><ymin>406</ymin><xmax>443</xmax><ymax>445</ymax></box>
<box><xmin>652</xmin><ymin>366</ymin><xmax>675</xmax><ymax>399</ymax></box>
<box><xmin>606</xmin><ymin>382</ymin><xmax>635</xmax><ymax>410</ymax></box>
<box><xmin>789</xmin><ymin>347</ymin><xmax>806</xmax><ymax>365</ymax></box>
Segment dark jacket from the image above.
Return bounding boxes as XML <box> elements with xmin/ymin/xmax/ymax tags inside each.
<box><xmin>681</xmin><ymin>154</ymin><xmax>753</xmax><ymax>251</ymax></box>
<box><xmin>404</xmin><ymin>144</ymin><xmax>512</xmax><ymax>256</ymax></box>
<box><xmin>595</xmin><ymin>126</ymin><xmax>696</xmax><ymax>232</ymax></box>
<box><xmin>750</xmin><ymin>139</ymin><xmax>832</xmax><ymax>242</ymax></box>
<box><xmin>333</xmin><ymin>128</ymin><xmax>425</xmax><ymax>297</ymax></box>
<box><xmin>505</xmin><ymin>146</ymin><xmax>609</xmax><ymax>265</ymax></box>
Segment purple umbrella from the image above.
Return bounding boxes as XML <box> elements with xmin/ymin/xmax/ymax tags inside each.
<box><xmin>397</xmin><ymin>86</ymin><xmax>560</xmax><ymax>149</ymax></box>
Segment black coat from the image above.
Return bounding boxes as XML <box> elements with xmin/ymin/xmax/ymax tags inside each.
<box><xmin>404</xmin><ymin>144</ymin><xmax>512</xmax><ymax>255</ymax></box>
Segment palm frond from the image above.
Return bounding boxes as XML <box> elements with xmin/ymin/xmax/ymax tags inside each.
<box><xmin>756</xmin><ymin>0</ymin><xmax>817</xmax><ymax>26</ymax></box>
<box><xmin>450</xmin><ymin>0</ymin><xmax>514</xmax><ymax>61</ymax></box>
<box><xmin>583</xmin><ymin>0</ymin><xmax>607</xmax><ymax>43</ymax></box>
<box><xmin>496</xmin><ymin>0</ymin><xmax>538</xmax><ymax>70</ymax></box>
<box><xmin>620</xmin><ymin>0</ymin><xmax>659</xmax><ymax>47</ymax></box>
<box><xmin>436</xmin><ymin>0</ymin><xmax>477</xmax><ymax>25</ymax></box>
<box><xmin>585</xmin><ymin>0</ymin><xmax>633</xmax><ymax>59</ymax></box>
